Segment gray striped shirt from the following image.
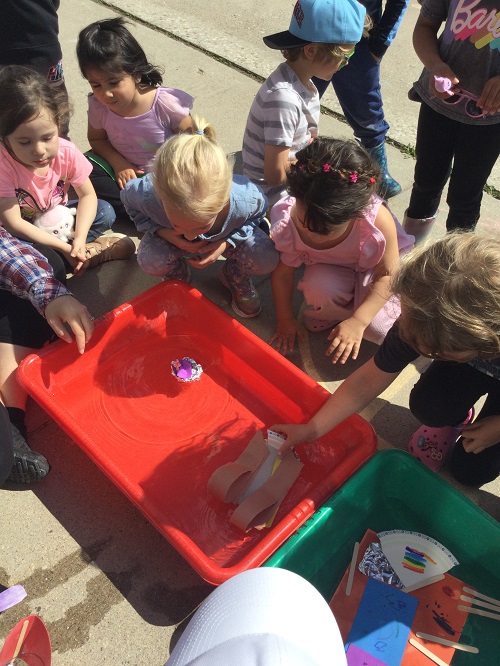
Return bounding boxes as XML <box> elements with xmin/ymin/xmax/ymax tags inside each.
<box><xmin>242</xmin><ymin>62</ymin><xmax>320</xmax><ymax>199</ymax></box>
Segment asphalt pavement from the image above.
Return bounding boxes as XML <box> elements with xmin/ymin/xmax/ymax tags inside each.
<box><xmin>0</xmin><ymin>1</ymin><xmax>499</xmax><ymax>664</ymax></box>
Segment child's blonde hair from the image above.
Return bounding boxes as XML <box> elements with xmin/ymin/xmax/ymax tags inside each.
<box><xmin>393</xmin><ymin>233</ymin><xmax>500</xmax><ymax>356</ymax></box>
<box><xmin>153</xmin><ymin>116</ymin><xmax>232</xmax><ymax>220</ymax></box>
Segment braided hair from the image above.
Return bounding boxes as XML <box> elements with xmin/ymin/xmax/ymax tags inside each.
<box><xmin>287</xmin><ymin>137</ymin><xmax>380</xmax><ymax>235</ymax></box>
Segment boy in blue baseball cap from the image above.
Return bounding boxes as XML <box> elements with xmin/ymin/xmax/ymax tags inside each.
<box><xmin>242</xmin><ymin>0</ymin><xmax>368</xmax><ymax>208</ymax></box>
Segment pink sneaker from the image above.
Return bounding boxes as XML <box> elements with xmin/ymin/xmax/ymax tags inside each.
<box><xmin>407</xmin><ymin>408</ymin><xmax>474</xmax><ymax>472</ymax></box>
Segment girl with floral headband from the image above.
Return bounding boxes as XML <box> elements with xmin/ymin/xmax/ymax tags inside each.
<box><xmin>269</xmin><ymin>137</ymin><xmax>414</xmax><ymax>363</ymax></box>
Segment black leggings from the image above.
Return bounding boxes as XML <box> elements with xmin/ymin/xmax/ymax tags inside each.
<box><xmin>409</xmin><ymin>360</ymin><xmax>500</xmax><ymax>486</ymax></box>
<box><xmin>407</xmin><ymin>103</ymin><xmax>500</xmax><ymax>231</ymax></box>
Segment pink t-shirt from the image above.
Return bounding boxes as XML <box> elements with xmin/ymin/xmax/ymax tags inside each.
<box><xmin>0</xmin><ymin>138</ymin><xmax>92</xmax><ymax>222</ymax></box>
<box><xmin>87</xmin><ymin>87</ymin><xmax>194</xmax><ymax>172</ymax></box>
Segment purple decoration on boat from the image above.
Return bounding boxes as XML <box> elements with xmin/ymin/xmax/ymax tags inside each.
<box><xmin>0</xmin><ymin>584</ymin><xmax>27</xmax><ymax>613</ymax></box>
<box><xmin>177</xmin><ymin>359</ymin><xmax>193</xmax><ymax>379</ymax></box>
<box><xmin>171</xmin><ymin>357</ymin><xmax>203</xmax><ymax>383</ymax></box>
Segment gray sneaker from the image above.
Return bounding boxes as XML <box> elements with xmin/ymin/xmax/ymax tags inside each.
<box><xmin>219</xmin><ymin>262</ymin><xmax>261</xmax><ymax>318</ymax></box>
<box><xmin>8</xmin><ymin>423</ymin><xmax>50</xmax><ymax>484</ymax></box>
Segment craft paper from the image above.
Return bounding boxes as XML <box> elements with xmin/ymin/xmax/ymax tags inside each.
<box><xmin>378</xmin><ymin>530</ymin><xmax>458</xmax><ymax>588</ymax></box>
<box><xmin>239</xmin><ymin>441</ymin><xmax>280</xmax><ymax>502</ymax></box>
<box><xmin>345</xmin><ymin>578</ymin><xmax>418</xmax><ymax>666</ymax></box>
<box><xmin>346</xmin><ymin>644</ymin><xmax>389</xmax><ymax>665</ymax></box>
<box><xmin>330</xmin><ymin>529</ymin><xmax>471</xmax><ymax>666</ymax></box>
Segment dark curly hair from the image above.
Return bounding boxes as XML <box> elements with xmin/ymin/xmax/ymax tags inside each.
<box><xmin>77</xmin><ymin>17</ymin><xmax>163</xmax><ymax>86</ymax></box>
<box><xmin>287</xmin><ymin>137</ymin><xmax>380</xmax><ymax>235</ymax></box>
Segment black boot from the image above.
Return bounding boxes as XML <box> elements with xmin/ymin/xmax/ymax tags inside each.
<box><xmin>8</xmin><ymin>423</ymin><xmax>50</xmax><ymax>484</ymax></box>
<box><xmin>367</xmin><ymin>142</ymin><xmax>402</xmax><ymax>199</ymax></box>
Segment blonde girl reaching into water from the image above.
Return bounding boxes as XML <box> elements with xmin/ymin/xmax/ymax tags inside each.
<box><xmin>121</xmin><ymin>117</ymin><xmax>279</xmax><ymax>318</ymax></box>
<box><xmin>76</xmin><ymin>17</ymin><xmax>194</xmax><ymax>219</ymax></box>
<box><xmin>269</xmin><ymin>137</ymin><xmax>414</xmax><ymax>364</ymax></box>
<box><xmin>0</xmin><ymin>66</ymin><xmax>134</xmax><ymax>273</ymax></box>
<box><xmin>272</xmin><ymin>234</ymin><xmax>500</xmax><ymax>488</ymax></box>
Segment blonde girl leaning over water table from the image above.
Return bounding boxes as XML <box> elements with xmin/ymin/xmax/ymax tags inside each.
<box><xmin>273</xmin><ymin>234</ymin><xmax>500</xmax><ymax>487</ymax></box>
<box><xmin>269</xmin><ymin>137</ymin><xmax>414</xmax><ymax>364</ymax></box>
<box><xmin>77</xmin><ymin>17</ymin><xmax>193</xmax><ymax>219</ymax></box>
<box><xmin>121</xmin><ymin>118</ymin><xmax>279</xmax><ymax>318</ymax></box>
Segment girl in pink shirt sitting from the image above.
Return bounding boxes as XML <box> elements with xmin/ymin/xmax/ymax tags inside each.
<box><xmin>0</xmin><ymin>66</ymin><xmax>135</xmax><ymax>272</ymax></box>
<box><xmin>76</xmin><ymin>17</ymin><xmax>194</xmax><ymax>219</ymax></box>
<box><xmin>269</xmin><ymin>137</ymin><xmax>414</xmax><ymax>364</ymax></box>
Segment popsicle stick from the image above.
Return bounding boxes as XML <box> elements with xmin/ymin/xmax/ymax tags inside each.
<box><xmin>12</xmin><ymin>619</ymin><xmax>29</xmax><ymax>660</ymax></box>
<box><xmin>345</xmin><ymin>541</ymin><xmax>359</xmax><ymax>596</ymax></box>
<box><xmin>404</xmin><ymin>574</ymin><xmax>445</xmax><ymax>592</ymax></box>
<box><xmin>463</xmin><ymin>586</ymin><xmax>500</xmax><ymax>608</ymax></box>
<box><xmin>415</xmin><ymin>632</ymin><xmax>479</xmax><ymax>654</ymax></box>
<box><xmin>458</xmin><ymin>604</ymin><xmax>500</xmax><ymax>620</ymax></box>
<box><xmin>460</xmin><ymin>594</ymin><xmax>500</xmax><ymax>613</ymax></box>
<box><xmin>410</xmin><ymin>638</ymin><xmax>448</xmax><ymax>666</ymax></box>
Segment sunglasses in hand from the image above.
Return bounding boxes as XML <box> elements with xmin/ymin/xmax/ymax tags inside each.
<box><xmin>434</xmin><ymin>75</ymin><xmax>485</xmax><ymax>118</ymax></box>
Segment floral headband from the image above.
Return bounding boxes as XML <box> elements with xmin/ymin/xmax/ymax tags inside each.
<box><xmin>294</xmin><ymin>160</ymin><xmax>377</xmax><ymax>184</ymax></box>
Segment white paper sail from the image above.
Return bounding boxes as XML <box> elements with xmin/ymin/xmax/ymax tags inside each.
<box><xmin>378</xmin><ymin>530</ymin><xmax>459</xmax><ymax>588</ymax></box>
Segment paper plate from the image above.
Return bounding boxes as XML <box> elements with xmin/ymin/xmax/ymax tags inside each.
<box><xmin>378</xmin><ymin>530</ymin><xmax>459</xmax><ymax>588</ymax></box>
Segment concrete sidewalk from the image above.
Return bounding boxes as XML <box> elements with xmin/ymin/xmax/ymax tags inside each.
<box><xmin>0</xmin><ymin>1</ymin><xmax>499</xmax><ymax>664</ymax></box>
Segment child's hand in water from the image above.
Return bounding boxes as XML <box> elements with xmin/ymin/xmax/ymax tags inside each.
<box><xmin>326</xmin><ymin>317</ymin><xmax>366</xmax><ymax>364</ymax></box>
<box><xmin>188</xmin><ymin>241</ymin><xmax>227</xmax><ymax>268</ymax></box>
<box><xmin>269</xmin><ymin>423</ymin><xmax>310</xmax><ymax>456</ymax></box>
<box><xmin>269</xmin><ymin>318</ymin><xmax>305</xmax><ymax>355</ymax></box>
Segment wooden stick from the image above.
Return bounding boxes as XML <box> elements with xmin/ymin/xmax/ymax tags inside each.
<box><xmin>463</xmin><ymin>586</ymin><xmax>500</xmax><ymax>608</ymax></box>
<box><xmin>415</xmin><ymin>632</ymin><xmax>479</xmax><ymax>654</ymax></box>
<box><xmin>12</xmin><ymin>618</ymin><xmax>29</xmax><ymax>660</ymax></box>
<box><xmin>458</xmin><ymin>604</ymin><xmax>500</xmax><ymax>620</ymax></box>
<box><xmin>460</xmin><ymin>594</ymin><xmax>500</xmax><ymax>613</ymax></box>
<box><xmin>345</xmin><ymin>541</ymin><xmax>359</xmax><ymax>596</ymax></box>
<box><xmin>404</xmin><ymin>574</ymin><xmax>445</xmax><ymax>592</ymax></box>
<box><xmin>409</xmin><ymin>638</ymin><xmax>448</xmax><ymax>666</ymax></box>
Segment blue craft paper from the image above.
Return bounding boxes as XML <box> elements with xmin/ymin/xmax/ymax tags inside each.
<box><xmin>345</xmin><ymin>578</ymin><xmax>418</xmax><ymax>666</ymax></box>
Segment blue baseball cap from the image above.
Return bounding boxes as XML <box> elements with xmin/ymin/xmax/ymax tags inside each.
<box><xmin>263</xmin><ymin>0</ymin><xmax>366</xmax><ymax>49</ymax></box>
